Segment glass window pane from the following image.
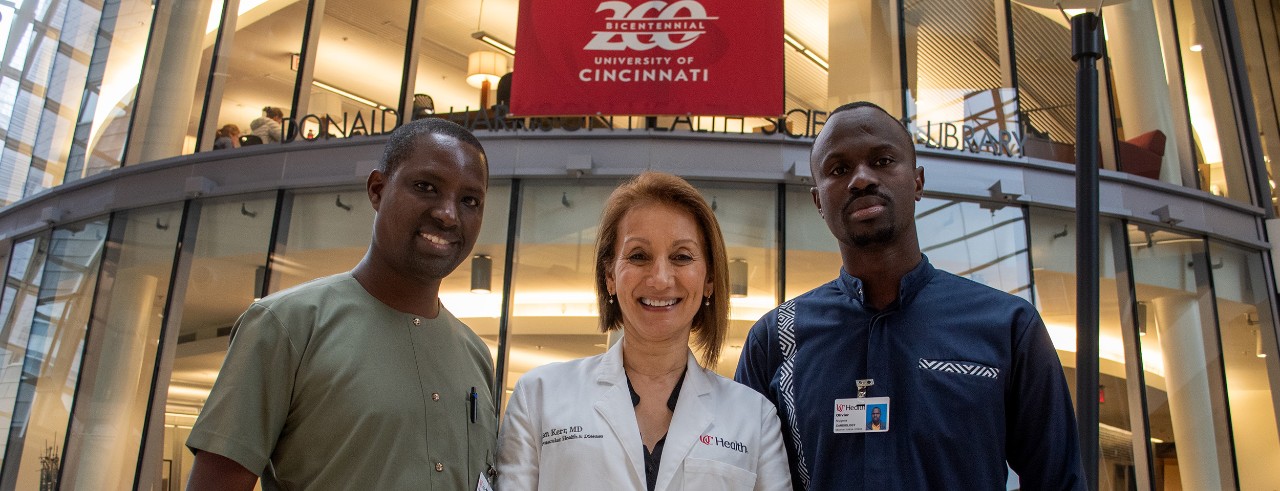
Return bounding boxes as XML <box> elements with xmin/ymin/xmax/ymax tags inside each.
<box><xmin>412</xmin><ymin>1</ymin><xmax>513</xmax><ymax>116</ymax></box>
<box><xmin>1129</xmin><ymin>225</ymin><xmax>1236</xmax><ymax>489</ymax></box>
<box><xmin>209</xmin><ymin>0</ymin><xmax>305</xmax><ymax>149</ymax></box>
<box><xmin>917</xmin><ymin>198</ymin><xmax>1031</xmax><ymax>300</ymax></box>
<box><xmin>783</xmin><ymin>184</ymin><xmax>838</xmax><ymax>300</ymax></box>
<box><xmin>828</xmin><ymin>0</ymin><xmax>897</xmax><ymax>112</ymax></box>
<box><xmin>0</xmin><ymin>1</ymin><xmax>74</xmax><ymax>205</ymax></box>
<box><xmin>269</xmin><ymin>187</ymin><xmax>374</xmax><ymax>292</ymax></box>
<box><xmin>1171</xmin><ymin>0</ymin><xmax>1248</xmax><ymax>201</ymax></box>
<box><xmin>1233</xmin><ymin>0</ymin><xmax>1280</xmax><ymax>214</ymax></box>
<box><xmin>160</xmin><ymin>192</ymin><xmax>275</xmax><ymax>488</ymax></box>
<box><xmin>60</xmin><ymin>204</ymin><xmax>182</xmax><ymax>490</ymax></box>
<box><xmin>904</xmin><ymin>0</ymin><xmax>1020</xmax><ymax>155</ymax></box>
<box><xmin>0</xmin><ymin>218</ymin><xmax>109</xmax><ymax>490</ymax></box>
<box><xmin>1207</xmin><ymin>242</ymin><xmax>1280</xmax><ymax>488</ymax></box>
<box><xmin>305</xmin><ymin>0</ymin><xmax>405</xmax><ymax>140</ymax></box>
<box><xmin>1029</xmin><ymin>210</ymin><xmax>1138</xmax><ymax>490</ymax></box>
<box><xmin>783</xmin><ymin>1</ymin><xmax>826</xmax><ymax>112</ymax></box>
<box><xmin>1010</xmin><ymin>4</ymin><xmax>1076</xmax><ymax>163</ymax></box>
<box><xmin>689</xmin><ymin>181</ymin><xmax>776</xmax><ymax>377</ymax></box>
<box><xmin>0</xmin><ymin>237</ymin><xmax>51</xmax><ymax>464</ymax></box>
<box><xmin>22</xmin><ymin>1</ymin><xmax>101</xmax><ymax>198</ymax></box>
<box><xmin>503</xmin><ymin>181</ymin><xmax>615</xmax><ymax>408</ymax></box>
<box><xmin>65</xmin><ymin>0</ymin><xmax>156</xmax><ymax>182</ymax></box>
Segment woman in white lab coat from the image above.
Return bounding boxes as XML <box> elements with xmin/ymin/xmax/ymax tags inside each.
<box><xmin>497</xmin><ymin>172</ymin><xmax>792</xmax><ymax>491</ymax></box>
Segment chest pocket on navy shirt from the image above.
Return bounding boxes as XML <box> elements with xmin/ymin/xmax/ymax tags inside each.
<box><xmin>915</xmin><ymin>359</ymin><xmax>1002</xmax><ymax>425</ymax></box>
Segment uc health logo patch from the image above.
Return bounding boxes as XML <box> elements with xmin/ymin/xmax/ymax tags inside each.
<box><xmin>699</xmin><ymin>434</ymin><xmax>748</xmax><ymax>453</ymax></box>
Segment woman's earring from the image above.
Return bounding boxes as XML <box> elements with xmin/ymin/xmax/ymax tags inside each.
<box><xmin>608</xmin><ymin>295</ymin><xmax>614</xmax><ymax>305</ymax></box>
<box><xmin>704</xmin><ymin>296</ymin><xmax>710</xmax><ymax>306</ymax></box>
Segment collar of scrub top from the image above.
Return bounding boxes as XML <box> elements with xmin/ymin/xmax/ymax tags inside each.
<box><xmin>626</xmin><ymin>368</ymin><xmax>687</xmax><ymax>410</ymax></box>
<box><xmin>838</xmin><ymin>253</ymin><xmax>935</xmax><ymax>309</ymax></box>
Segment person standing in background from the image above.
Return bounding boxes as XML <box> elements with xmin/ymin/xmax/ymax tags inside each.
<box><xmin>213</xmin><ymin>124</ymin><xmax>240</xmax><ymax>150</ymax></box>
<box><xmin>250</xmin><ymin>106</ymin><xmax>284</xmax><ymax>143</ymax></box>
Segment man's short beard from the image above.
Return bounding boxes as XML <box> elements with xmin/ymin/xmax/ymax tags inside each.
<box><xmin>851</xmin><ymin>224</ymin><xmax>896</xmax><ymax>247</ymax></box>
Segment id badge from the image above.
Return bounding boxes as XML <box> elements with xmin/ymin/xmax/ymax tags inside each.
<box><xmin>476</xmin><ymin>472</ymin><xmax>494</xmax><ymax>491</ymax></box>
<box><xmin>833</xmin><ymin>397</ymin><xmax>890</xmax><ymax>433</ymax></box>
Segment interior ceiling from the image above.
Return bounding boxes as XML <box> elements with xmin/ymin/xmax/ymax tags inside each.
<box><xmin>211</xmin><ymin>0</ymin><xmax>830</xmax><ymax>123</ymax></box>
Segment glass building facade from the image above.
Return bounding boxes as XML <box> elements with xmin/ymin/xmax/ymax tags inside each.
<box><xmin>0</xmin><ymin>0</ymin><xmax>1277</xmax><ymax>489</ymax></box>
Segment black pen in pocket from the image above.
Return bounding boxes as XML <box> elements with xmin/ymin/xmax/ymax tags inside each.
<box><xmin>469</xmin><ymin>386</ymin><xmax>478</xmax><ymax>423</ymax></box>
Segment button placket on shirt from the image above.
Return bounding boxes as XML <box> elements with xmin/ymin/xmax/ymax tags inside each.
<box><xmin>410</xmin><ymin>314</ymin><xmax>450</xmax><ymax>481</ymax></box>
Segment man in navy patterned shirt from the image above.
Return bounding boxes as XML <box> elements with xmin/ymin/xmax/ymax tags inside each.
<box><xmin>735</xmin><ymin>101</ymin><xmax>1085</xmax><ymax>490</ymax></box>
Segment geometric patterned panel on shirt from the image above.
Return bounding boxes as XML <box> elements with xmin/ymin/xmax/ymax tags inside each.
<box><xmin>776</xmin><ymin>299</ymin><xmax>811</xmax><ymax>489</ymax></box>
<box><xmin>918</xmin><ymin>359</ymin><xmax>1000</xmax><ymax>379</ymax></box>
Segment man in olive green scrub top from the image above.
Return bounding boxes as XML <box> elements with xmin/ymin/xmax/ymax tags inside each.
<box><xmin>186</xmin><ymin>118</ymin><xmax>498</xmax><ymax>491</ymax></box>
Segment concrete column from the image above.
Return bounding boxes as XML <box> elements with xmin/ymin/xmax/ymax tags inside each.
<box><xmin>1104</xmin><ymin>1</ymin><xmax>1182</xmax><ymax>185</ymax></box>
<box><xmin>126</xmin><ymin>0</ymin><xmax>215</xmax><ymax>163</ymax></box>
<box><xmin>68</xmin><ymin>273</ymin><xmax>157</xmax><ymax>490</ymax></box>
<box><xmin>1151</xmin><ymin>295</ymin><xmax>1223</xmax><ymax>490</ymax></box>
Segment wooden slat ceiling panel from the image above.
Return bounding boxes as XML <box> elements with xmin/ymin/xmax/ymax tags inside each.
<box><xmin>1011</xmin><ymin>4</ymin><xmax>1077</xmax><ymax>144</ymax></box>
<box><xmin>906</xmin><ymin>0</ymin><xmax>1004</xmax><ymax>117</ymax></box>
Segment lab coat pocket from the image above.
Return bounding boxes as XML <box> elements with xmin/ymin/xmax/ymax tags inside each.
<box><xmin>682</xmin><ymin>457</ymin><xmax>756</xmax><ymax>490</ymax></box>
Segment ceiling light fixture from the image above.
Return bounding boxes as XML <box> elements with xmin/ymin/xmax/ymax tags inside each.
<box><xmin>312</xmin><ymin>80</ymin><xmax>389</xmax><ymax>111</ymax></box>
<box><xmin>1189</xmin><ymin>21</ymin><xmax>1203</xmax><ymax>52</ymax></box>
<box><xmin>1249</xmin><ymin>313</ymin><xmax>1268</xmax><ymax>358</ymax></box>
<box><xmin>783</xmin><ymin>32</ymin><xmax>828</xmax><ymax>71</ymax></box>
<box><xmin>467</xmin><ymin>51</ymin><xmax>508</xmax><ymax>88</ymax></box>
<box><xmin>472</xmin><ymin>31</ymin><xmax>516</xmax><ymax>56</ymax></box>
<box><xmin>730</xmin><ymin>259</ymin><xmax>749</xmax><ymax>298</ymax></box>
<box><xmin>471</xmin><ymin>255</ymin><xmax>493</xmax><ymax>293</ymax></box>
<box><xmin>1136</xmin><ymin>301</ymin><xmax>1147</xmax><ymax>336</ymax></box>
<box><xmin>253</xmin><ymin>265</ymin><xmax>267</xmax><ymax>301</ymax></box>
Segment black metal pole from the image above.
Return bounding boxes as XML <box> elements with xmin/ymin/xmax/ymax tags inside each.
<box><xmin>1072</xmin><ymin>11</ymin><xmax>1102</xmax><ymax>491</ymax></box>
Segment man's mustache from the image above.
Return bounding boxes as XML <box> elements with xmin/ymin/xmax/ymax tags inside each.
<box><xmin>841</xmin><ymin>186</ymin><xmax>893</xmax><ymax>214</ymax></box>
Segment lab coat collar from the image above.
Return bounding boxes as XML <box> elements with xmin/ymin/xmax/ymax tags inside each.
<box><xmin>595</xmin><ymin>340</ymin><xmax>645</xmax><ymax>485</ymax></box>
<box><xmin>595</xmin><ymin>339</ymin><xmax>715</xmax><ymax>491</ymax></box>
<box><xmin>654</xmin><ymin>349</ymin><xmax>713</xmax><ymax>491</ymax></box>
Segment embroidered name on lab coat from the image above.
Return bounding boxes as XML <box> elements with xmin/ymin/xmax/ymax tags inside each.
<box><xmin>541</xmin><ymin>425</ymin><xmax>604</xmax><ymax>446</ymax></box>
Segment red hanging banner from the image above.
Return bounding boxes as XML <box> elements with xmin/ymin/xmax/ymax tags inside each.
<box><xmin>511</xmin><ymin>0</ymin><xmax>783</xmax><ymax>117</ymax></box>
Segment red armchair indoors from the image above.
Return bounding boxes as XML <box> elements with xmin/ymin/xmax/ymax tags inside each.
<box><xmin>1116</xmin><ymin>130</ymin><xmax>1166</xmax><ymax>180</ymax></box>
<box><xmin>1024</xmin><ymin>128</ymin><xmax>1166</xmax><ymax>181</ymax></box>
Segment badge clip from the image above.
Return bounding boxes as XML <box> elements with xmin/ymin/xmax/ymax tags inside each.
<box><xmin>856</xmin><ymin>379</ymin><xmax>874</xmax><ymax>398</ymax></box>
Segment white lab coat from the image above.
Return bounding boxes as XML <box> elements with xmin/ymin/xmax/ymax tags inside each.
<box><xmin>497</xmin><ymin>340</ymin><xmax>792</xmax><ymax>491</ymax></box>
